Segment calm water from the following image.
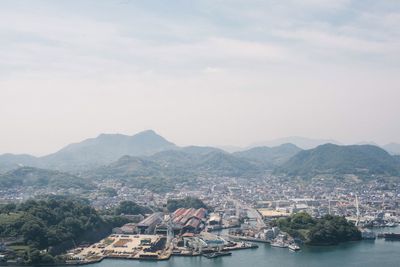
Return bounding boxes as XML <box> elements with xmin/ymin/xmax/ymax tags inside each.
<box><xmin>68</xmin><ymin>228</ymin><xmax>400</xmax><ymax>267</ymax></box>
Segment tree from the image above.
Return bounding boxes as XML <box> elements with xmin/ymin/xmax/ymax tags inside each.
<box><xmin>275</xmin><ymin>213</ymin><xmax>361</xmax><ymax>245</ymax></box>
<box><xmin>21</xmin><ymin>221</ymin><xmax>48</xmax><ymax>248</ymax></box>
<box><xmin>0</xmin><ymin>196</ymin><xmax>130</xmax><ymax>264</ymax></box>
<box><xmin>166</xmin><ymin>197</ymin><xmax>208</xmax><ymax>212</ymax></box>
<box><xmin>114</xmin><ymin>201</ymin><xmax>151</xmax><ymax>215</ymax></box>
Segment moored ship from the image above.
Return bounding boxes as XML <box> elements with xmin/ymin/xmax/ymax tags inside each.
<box><xmin>383</xmin><ymin>233</ymin><xmax>400</xmax><ymax>240</ymax></box>
<box><xmin>270</xmin><ymin>240</ymin><xmax>288</xmax><ymax>248</ymax></box>
<box><xmin>203</xmin><ymin>252</ymin><xmax>232</xmax><ymax>259</ymax></box>
<box><xmin>288</xmin><ymin>243</ymin><xmax>301</xmax><ymax>251</ymax></box>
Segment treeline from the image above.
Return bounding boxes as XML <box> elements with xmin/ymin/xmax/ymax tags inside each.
<box><xmin>113</xmin><ymin>200</ymin><xmax>153</xmax><ymax>215</ymax></box>
<box><xmin>0</xmin><ymin>166</ymin><xmax>94</xmax><ymax>190</ymax></box>
<box><xmin>166</xmin><ymin>197</ymin><xmax>208</xmax><ymax>212</ymax></box>
<box><xmin>274</xmin><ymin>212</ymin><xmax>361</xmax><ymax>245</ymax></box>
<box><xmin>0</xmin><ymin>196</ymin><xmax>128</xmax><ymax>264</ymax></box>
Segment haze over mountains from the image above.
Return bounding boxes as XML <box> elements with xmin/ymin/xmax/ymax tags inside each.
<box><xmin>250</xmin><ymin>137</ymin><xmax>342</xmax><ymax>150</ymax></box>
<box><xmin>222</xmin><ymin>137</ymin><xmax>400</xmax><ymax>155</ymax></box>
<box><xmin>382</xmin><ymin>143</ymin><xmax>400</xmax><ymax>156</ymax></box>
<box><xmin>0</xmin><ymin>130</ymin><xmax>177</xmax><ymax>172</ymax></box>
<box><xmin>0</xmin><ymin>166</ymin><xmax>94</xmax><ymax>190</ymax></box>
<box><xmin>0</xmin><ymin>130</ymin><xmax>400</xmax><ymax>189</ymax></box>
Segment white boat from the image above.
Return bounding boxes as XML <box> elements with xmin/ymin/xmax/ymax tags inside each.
<box><xmin>270</xmin><ymin>240</ymin><xmax>288</xmax><ymax>248</ymax></box>
<box><xmin>386</xmin><ymin>222</ymin><xmax>397</xmax><ymax>227</ymax></box>
<box><xmin>288</xmin><ymin>243</ymin><xmax>301</xmax><ymax>251</ymax></box>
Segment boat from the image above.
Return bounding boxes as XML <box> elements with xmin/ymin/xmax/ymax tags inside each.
<box><xmin>383</xmin><ymin>233</ymin><xmax>400</xmax><ymax>240</ymax></box>
<box><xmin>203</xmin><ymin>252</ymin><xmax>232</xmax><ymax>259</ymax></box>
<box><xmin>288</xmin><ymin>243</ymin><xmax>301</xmax><ymax>251</ymax></box>
<box><xmin>386</xmin><ymin>222</ymin><xmax>397</xmax><ymax>227</ymax></box>
<box><xmin>270</xmin><ymin>240</ymin><xmax>288</xmax><ymax>248</ymax></box>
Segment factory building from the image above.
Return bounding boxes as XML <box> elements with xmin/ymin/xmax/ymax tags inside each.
<box><xmin>137</xmin><ymin>212</ymin><xmax>163</xmax><ymax>234</ymax></box>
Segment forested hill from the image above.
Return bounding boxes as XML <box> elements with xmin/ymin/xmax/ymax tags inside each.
<box><xmin>233</xmin><ymin>143</ymin><xmax>302</xmax><ymax>166</ymax></box>
<box><xmin>275</xmin><ymin>212</ymin><xmax>361</xmax><ymax>245</ymax></box>
<box><xmin>87</xmin><ymin>149</ymin><xmax>264</xmax><ymax>192</ymax></box>
<box><xmin>0</xmin><ymin>196</ymin><xmax>127</xmax><ymax>264</ymax></box>
<box><xmin>0</xmin><ymin>166</ymin><xmax>95</xmax><ymax>190</ymax></box>
<box><xmin>0</xmin><ymin>130</ymin><xmax>177</xmax><ymax>172</ymax></box>
<box><xmin>278</xmin><ymin>144</ymin><xmax>400</xmax><ymax>178</ymax></box>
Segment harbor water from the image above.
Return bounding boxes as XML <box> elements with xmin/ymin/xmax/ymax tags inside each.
<box><xmin>65</xmin><ymin>227</ymin><xmax>400</xmax><ymax>267</ymax></box>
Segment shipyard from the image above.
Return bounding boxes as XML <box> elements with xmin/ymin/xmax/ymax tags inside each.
<box><xmin>64</xmin><ymin>208</ymin><xmax>259</xmax><ymax>264</ymax></box>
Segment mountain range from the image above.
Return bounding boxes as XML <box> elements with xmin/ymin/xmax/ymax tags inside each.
<box><xmin>1</xmin><ymin>130</ymin><xmax>400</xmax><ymax>190</ymax></box>
<box><xmin>0</xmin><ymin>130</ymin><xmax>176</xmax><ymax>172</ymax></box>
<box><xmin>250</xmin><ymin>136</ymin><xmax>342</xmax><ymax>150</ymax></box>
<box><xmin>0</xmin><ymin>130</ymin><xmax>303</xmax><ymax>174</ymax></box>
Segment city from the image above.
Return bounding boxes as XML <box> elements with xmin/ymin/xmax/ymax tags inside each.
<box><xmin>2</xmin><ymin>170</ymin><xmax>400</xmax><ymax>264</ymax></box>
<box><xmin>1</xmin><ymin>0</ymin><xmax>400</xmax><ymax>266</ymax></box>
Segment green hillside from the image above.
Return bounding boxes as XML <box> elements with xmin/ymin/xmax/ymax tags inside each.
<box><xmin>279</xmin><ymin>144</ymin><xmax>400</xmax><ymax>178</ymax></box>
<box><xmin>0</xmin><ymin>166</ymin><xmax>94</xmax><ymax>190</ymax></box>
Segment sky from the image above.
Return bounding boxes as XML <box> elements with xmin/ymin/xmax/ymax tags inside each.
<box><xmin>1</xmin><ymin>0</ymin><xmax>400</xmax><ymax>156</ymax></box>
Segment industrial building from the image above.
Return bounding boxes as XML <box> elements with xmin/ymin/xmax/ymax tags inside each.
<box><xmin>137</xmin><ymin>212</ymin><xmax>163</xmax><ymax>234</ymax></box>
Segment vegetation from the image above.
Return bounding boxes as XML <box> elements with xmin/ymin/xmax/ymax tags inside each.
<box><xmin>0</xmin><ymin>166</ymin><xmax>95</xmax><ymax>190</ymax></box>
<box><xmin>90</xmin><ymin>150</ymin><xmax>266</xmax><ymax>193</ymax></box>
<box><xmin>0</xmin><ymin>130</ymin><xmax>177</xmax><ymax>172</ymax></box>
<box><xmin>114</xmin><ymin>200</ymin><xmax>152</xmax><ymax>215</ymax></box>
<box><xmin>100</xmin><ymin>187</ymin><xmax>118</xmax><ymax>197</ymax></box>
<box><xmin>166</xmin><ymin>197</ymin><xmax>208</xmax><ymax>212</ymax></box>
<box><xmin>233</xmin><ymin>143</ymin><xmax>302</xmax><ymax>166</ymax></box>
<box><xmin>274</xmin><ymin>212</ymin><xmax>361</xmax><ymax>245</ymax></box>
<box><xmin>279</xmin><ymin>144</ymin><xmax>400</xmax><ymax>178</ymax></box>
<box><xmin>0</xmin><ymin>196</ymin><xmax>127</xmax><ymax>264</ymax></box>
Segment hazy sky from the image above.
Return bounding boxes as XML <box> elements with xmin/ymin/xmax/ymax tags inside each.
<box><xmin>1</xmin><ymin>0</ymin><xmax>400</xmax><ymax>155</ymax></box>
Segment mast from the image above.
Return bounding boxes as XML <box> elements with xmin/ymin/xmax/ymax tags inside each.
<box><xmin>328</xmin><ymin>197</ymin><xmax>331</xmax><ymax>215</ymax></box>
<box><xmin>355</xmin><ymin>195</ymin><xmax>360</xmax><ymax>226</ymax></box>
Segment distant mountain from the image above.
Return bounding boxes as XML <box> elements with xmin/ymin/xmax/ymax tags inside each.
<box><xmin>0</xmin><ymin>130</ymin><xmax>177</xmax><ymax>172</ymax></box>
<box><xmin>279</xmin><ymin>144</ymin><xmax>400</xmax><ymax>178</ymax></box>
<box><xmin>192</xmin><ymin>151</ymin><xmax>262</xmax><ymax>177</ymax></box>
<box><xmin>382</xmin><ymin>143</ymin><xmax>400</xmax><ymax>155</ymax></box>
<box><xmin>137</xmin><ymin>146</ymin><xmax>224</xmax><ymax>171</ymax></box>
<box><xmin>180</xmin><ymin>146</ymin><xmax>224</xmax><ymax>155</ymax></box>
<box><xmin>92</xmin><ymin>155</ymin><xmax>164</xmax><ymax>179</ymax></box>
<box><xmin>233</xmin><ymin>143</ymin><xmax>302</xmax><ymax>166</ymax></box>
<box><xmin>42</xmin><ymin>130</ymin><xmax>176</xmax><ymax>171</ymax></box>
<box><xmin>0</xmin><ymin>166</ymin><xmax>94</xmax><ymax>189</ymax></box>
<box><xmin>217</xmin><ymin>145</ymin><xmax>244</xmax><ymax>153</ymax></box>
<box><xmin>356</xmin><ymin>141</ymin><xmax>380</xmax><ymax>146</ymax></box>
<box><xmin>252</xmin><ymin>136</ymin><xmax>341</xmax><ymax>150</ymax></box>
<box><xmin>0</xmin><ymin>154</ymin><xmax>39</xmax><ymax>173</ymax></box>
<box><xmin>91</xmin><ymin>149</ymin><xmax>264</xmax><ymax>182</ymax></box>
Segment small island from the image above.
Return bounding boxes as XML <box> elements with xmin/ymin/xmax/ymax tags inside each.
<box><xmin>273</xmin><ymin>212</ymin><xmax>362</xmax><ymax>246</ymax></box>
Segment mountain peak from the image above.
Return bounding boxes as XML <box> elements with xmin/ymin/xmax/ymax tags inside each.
<box><xmin>136</xmin><ymin>129</ymin><xmax>157</xmax><ymax>135</ymax></box>
<box><xmin>280</xmin><ymin>144</ymin><xmax>399</xmax><ymax>178</ymax></box>
<box><xmin>38</xmin><ymin>130</ymin><xmax>176</xmax><ymax>171</ymax></box>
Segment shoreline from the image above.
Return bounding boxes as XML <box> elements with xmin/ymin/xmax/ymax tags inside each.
<box><xmin>1</xmin><ymin>242</ymin><xmax>259</xmax><ymax>267</ymax></box>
